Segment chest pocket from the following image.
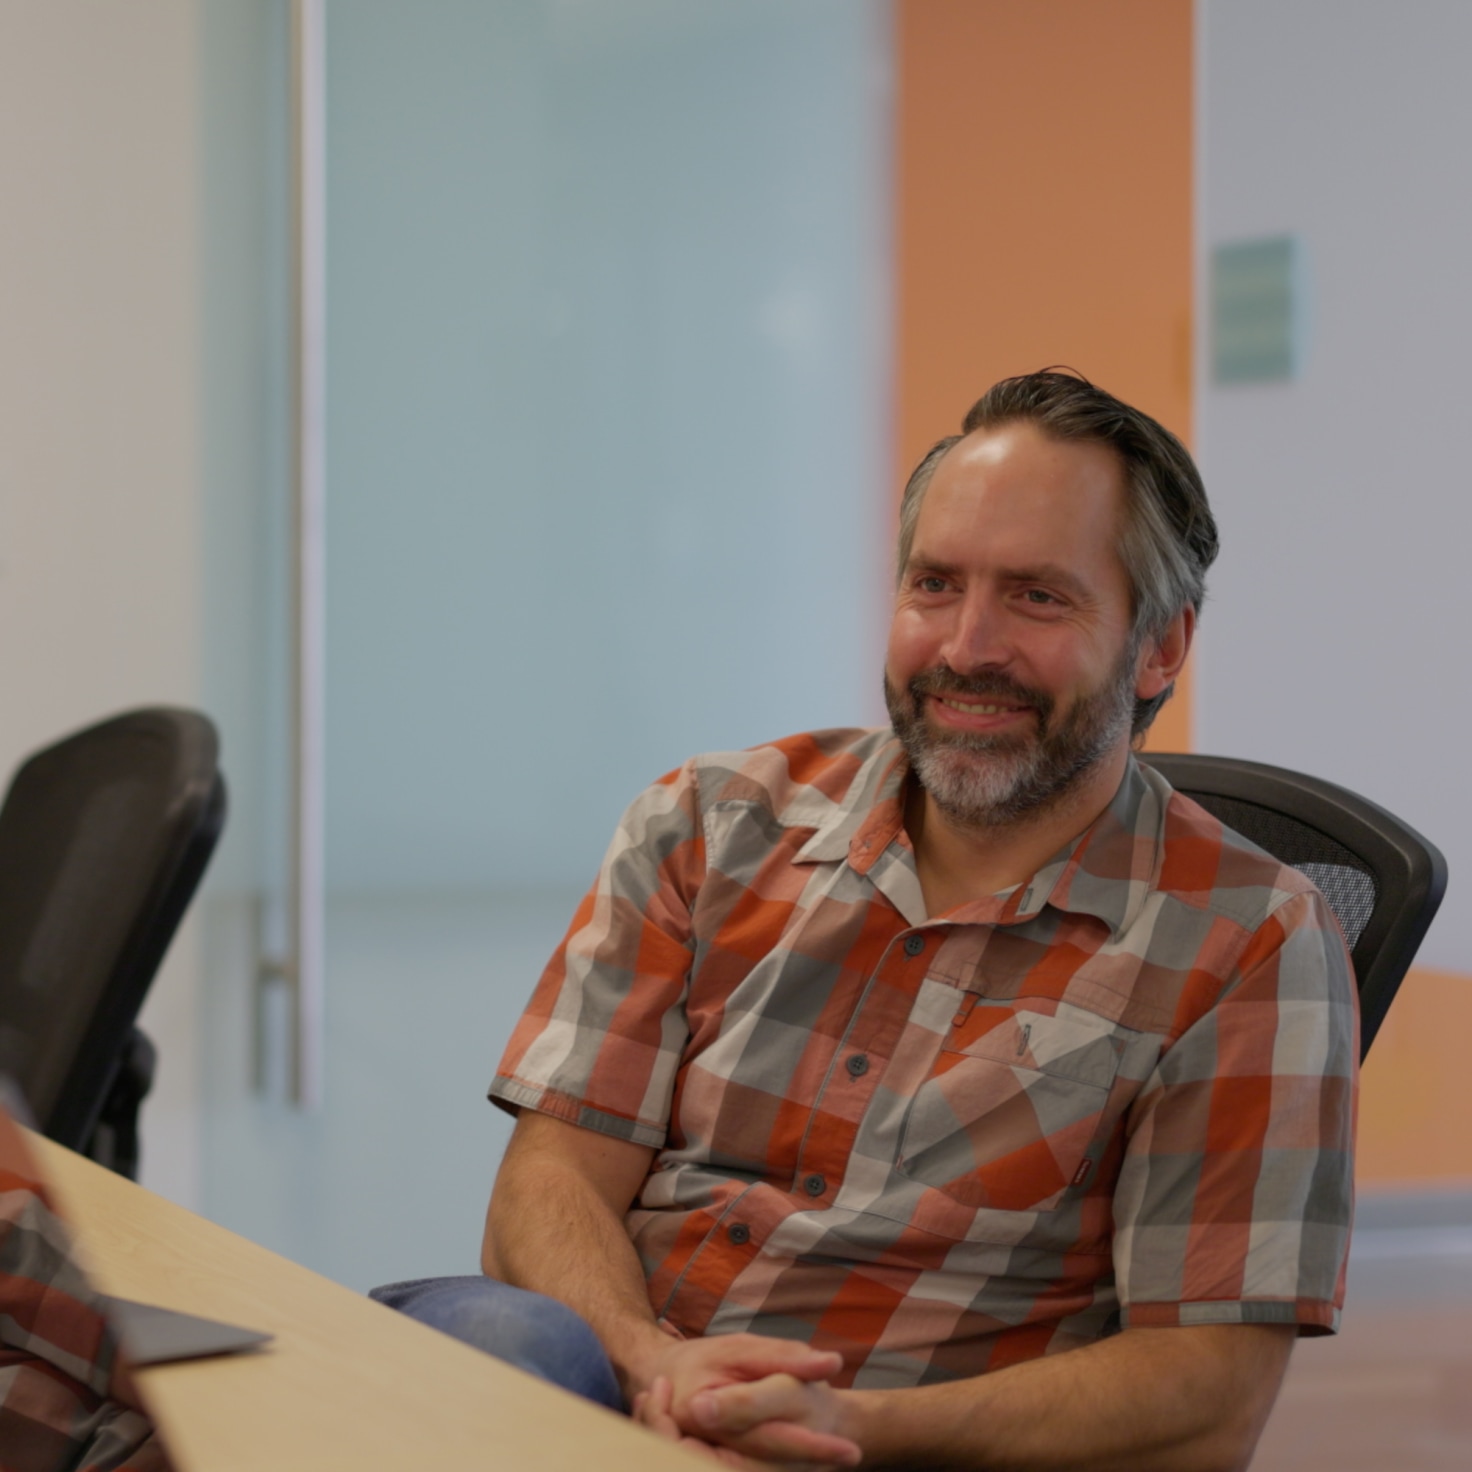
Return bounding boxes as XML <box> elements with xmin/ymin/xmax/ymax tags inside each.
<box><xmin>896</xmin><ymin>1002</ymin><xmax>1124</xmax><ymax>1214</ymax></box>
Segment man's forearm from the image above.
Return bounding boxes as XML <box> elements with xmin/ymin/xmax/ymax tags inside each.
<box><xmin>483</xmin><ymin>1120</ymin><xmax>671</xmax><ymax>1398</ymax></box>
<box><xmin>683</xmin><ymin>1322</ymin><xmax>1294</xmax><ymax>1471</ymax></box>
<box><xmin>484</xmin><ymin>1112</ymin><xmax>855</xmax><ymax>1460</ymax></box>
<box><xmin>838</xmin><ymin>1323</ymin><xmax>1294</xmax><ymax>1472</ymax></box>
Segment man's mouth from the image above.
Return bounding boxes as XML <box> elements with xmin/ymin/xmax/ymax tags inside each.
<box><xmin>936</xmin><ymin>697</ymin><xmax>1030</xmax><ymax>717</ymax></box>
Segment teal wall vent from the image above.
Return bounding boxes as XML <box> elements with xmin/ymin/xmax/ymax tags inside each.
<box><xmin>1210</xmin><ymin>235</ymin><xmax>1305</xmax><ymax>384</ymax></box>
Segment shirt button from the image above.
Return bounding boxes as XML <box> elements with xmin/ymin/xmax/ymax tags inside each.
<box><xmin>803</xmin><ymin>1173</ymin><xmax>826</xmax><ymax>1197</ymax></box>
<box><xmin>903</xmin><ymin>934</ymin><xmax>926</xmax><ymax>957</ymax></box>
<box><xmin>846</xmin><ymin>1053</ymin><xmax>870</xmax><ymax>1078</ymax></box>
<box><xmin>728</xmin><ymin>1222</ymin><xmax>751</xmax><ymax>1245</ymax></box>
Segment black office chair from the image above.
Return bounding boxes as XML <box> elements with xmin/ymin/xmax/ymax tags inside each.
<box><xmin>1140</xmin><ymin>753</ymin><xmax>1447</xmax><ymax>1060</ymax></box>
<box><xmin>0</xmin><ymin>708</ymin><xmax>226</xmax><ymax>1178</ymax></box>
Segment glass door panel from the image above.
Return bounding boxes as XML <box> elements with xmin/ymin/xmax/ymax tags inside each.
<box><xmin>198</xmin><ymin>0</ymin><xmax>890</xmax><ymax>1288</ymax></box>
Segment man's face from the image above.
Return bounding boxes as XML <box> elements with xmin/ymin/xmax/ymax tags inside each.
<box><xmin>884</xmin><ymin>422</ymin><xmax>1144</xmax><ymax>829</ymax></box>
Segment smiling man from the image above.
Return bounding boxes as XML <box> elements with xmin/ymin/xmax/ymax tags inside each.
<box><xmin>375</xmin><ymin>372</ymin><xmax>1356</xmax><ymax>1472</ymax></box>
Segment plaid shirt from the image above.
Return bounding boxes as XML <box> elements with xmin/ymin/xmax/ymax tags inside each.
<box><xmin>493</xmin><ymin>728</ymin><xmax>1358</xmax><ymax>1388</ymax></box>
<box><xmin>0</xmin><ymin>1152</ymin><xmax>166</xmax><ymax>1471</ymax></box>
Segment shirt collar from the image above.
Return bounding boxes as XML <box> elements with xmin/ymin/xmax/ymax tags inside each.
<box><xmin>794</xmin><ymin>738</ymin><xmax>1169</xmax><ymax>939</ymax></box>
<box><xmin>793</xmin><ymin>734</ymin><xmax>909</xmax><ymax>869</ymax></box>
<box><xmin>999</xmin><ymin>756</ymin><xmax>1169</xmax><ymax>938</ymax></box>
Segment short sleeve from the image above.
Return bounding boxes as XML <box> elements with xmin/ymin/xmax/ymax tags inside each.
<box><xmin>490</xmin><ymin>760</ymin><xmax>707</xmax><ymax>1148</ymax></box>
<box><xmin>1112</xmin><ymin>887</ymin><xmax>1358</xmax><ymax>1334</ymax></box>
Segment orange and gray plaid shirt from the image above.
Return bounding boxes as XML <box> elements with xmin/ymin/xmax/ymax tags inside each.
<box><xmin>0</xmin><ymin>1161</ymin><xmax>165</xmax><ymax>1470</ymax></box>
<box><xmin>493</xmin><ymin>728</ymin><xmax>1358</xmax><ymax>1388</ymax></box>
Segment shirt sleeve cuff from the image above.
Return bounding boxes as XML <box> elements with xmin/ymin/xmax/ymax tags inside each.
<box><xmin>488</xmin><ymin>1075</ymin><xmax>669</xmax><ymax>1150</ymax></box>
<box><xmin>1122</xmin><ymin>1298</ymin><xmax>1341</xmax><ymax>1335</ymax></box>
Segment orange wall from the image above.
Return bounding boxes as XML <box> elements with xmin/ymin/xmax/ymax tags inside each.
<box><xmin>895</xmin><ymin>0</ymin><xmax>1195</xmax><ymax>750</ymax></box>
<box><xmin>894</xmin><ymin>2</ymin><xmax>1468</xmax><ymax>1193</ymax></box>
<box><xmin>1357</xmin><ymin>967</ymin><xmax>1472</xmax><ymax>1191</ymax></box>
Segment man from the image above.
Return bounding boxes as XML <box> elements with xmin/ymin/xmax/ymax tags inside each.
<box><xmin>377</xmin><ymin>371</ymin><xmax>1356</xmax><ymax>1470</ymax></box>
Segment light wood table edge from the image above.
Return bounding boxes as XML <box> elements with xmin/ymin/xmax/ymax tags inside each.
<box><xmin>31</xmin><ymin>1133</ymin><xmax>701</xmax><ymax>1471</ymax></box>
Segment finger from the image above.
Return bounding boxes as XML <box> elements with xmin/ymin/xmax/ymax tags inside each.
<box><xmin>637</xmin><ymin>1377</ymin><xmax>685</xmax><ymax>1442</ymax></box>
<box><xmin>692</xmin><ymin>1376</ymin><xmax>807</xmax><ymax>1434</ymax></box>
<box><xmin>704</xmin><ymin>1410</ymin><xmax>861</xmax><ymax>1468</ymax></box>
<box><xmin>730</xmin><ymin>1422</ymin><xmax>862</xmax><ymax>1467</ymax></box>
<box><xmin>680</xmin><ymin>1439</ymin><xmax>754</xmax><ymax>1469</ymax></box>
<box><xmin>691</xmin><ymin>1379</ymin><xmax>860</xmax><ymax>1467</ymax></box>
<box><xmin>789</xmin><ymin>1356</ymin><xmax>843</xmax><ymax>1384</ymax></box>
<box><xmin>705</xmin><ymin>1334</ymin><xmax>843</xmax><ymax>1382</ymax></box>
<box><xmin>749</xmin><ymin>1340</ymin><xmax>844</xmax><ymax>1383</ymax></box>
<box><xmin>638</xmin><ymin>1408</ymin><xmax>679</xmax><ymax>1442</ymax></box>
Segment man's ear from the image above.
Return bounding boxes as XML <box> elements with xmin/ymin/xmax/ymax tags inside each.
<box><xmin>1135</xmin><ymin>606</ymin><xmax>1195</xmax><ymax>701</ymax></box>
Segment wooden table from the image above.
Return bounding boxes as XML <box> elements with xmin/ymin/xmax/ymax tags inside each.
<box><xmin>32</xmin><ymin>1134</ymin><xmax>701</xmax><ymax>1471</ymax></box>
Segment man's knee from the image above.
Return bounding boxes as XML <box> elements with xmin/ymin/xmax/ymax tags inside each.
<box><xmin>369</xmin><ymin>1275</ymin><xmax>621</xmax><ymax>1409</ymax></box>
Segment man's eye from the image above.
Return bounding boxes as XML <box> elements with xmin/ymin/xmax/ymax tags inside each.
<box><xmin>917</xmin><ymin>576</ymin><xmax>949</xmax><ymax>594</ymax></box>
<box><xmin>1022</xmin><ymin>589</ymin><xmax>1061</xmax><ymax>606</ymax></box>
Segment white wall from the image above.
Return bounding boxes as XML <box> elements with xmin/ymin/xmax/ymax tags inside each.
<box><xmin>1197</xmin><ymin>0</ymin><xmax>1469</xmax><ymax>971</ymax></box>
<box><xmin>0</xmin><ymin>1</ymin><xmax>203</xmax><ymax>1205</ymax></box>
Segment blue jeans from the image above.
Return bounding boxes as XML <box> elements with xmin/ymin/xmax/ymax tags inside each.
<box><xmin>369</xmin><ymin>1276</ymin><xmax>624</xmax><ymax>1411</ymax></box>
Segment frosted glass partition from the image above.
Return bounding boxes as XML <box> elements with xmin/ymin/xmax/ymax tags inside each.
<box><xmin>325</xmin><ymin>0</ymin><xmax>891</xmax><ymax>889</ymax></box>
<box><xmin>200</xmin><ymin>0</ymin><xmax>890</xmax><ymax>1286</ymax></box>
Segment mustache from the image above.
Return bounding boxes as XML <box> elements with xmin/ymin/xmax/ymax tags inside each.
<box><xmin>907</xmin><ymin>667</ymin><xmax>1054</xmax><ymax>717</ymax></box>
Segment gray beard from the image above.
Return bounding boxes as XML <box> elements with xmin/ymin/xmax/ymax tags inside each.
<box><xmin>884</xmin><ymin>654</ymin><xmax>1137</xmax><ymax>830</ymax></box>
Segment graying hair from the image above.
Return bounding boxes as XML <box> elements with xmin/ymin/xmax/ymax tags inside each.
<box><xmin>894</xmin><ymin>370</ymin><xmax>1218</xmax><ymax>736</ymax></box>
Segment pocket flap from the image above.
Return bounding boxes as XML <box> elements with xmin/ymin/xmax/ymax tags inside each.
<box><xmin>948</xmin><ymin>1003</ymin><xmax>1123</xmax><ymax>1091</ymax></box>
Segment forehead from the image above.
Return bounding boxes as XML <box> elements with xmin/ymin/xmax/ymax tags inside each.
<box><xmin>908</xmin><ymin>423</ymin><xmax>1131</xmax><ymax>588</ymax></box>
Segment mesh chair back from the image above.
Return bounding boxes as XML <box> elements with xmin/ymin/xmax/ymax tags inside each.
<box><xmin>0</xmin><ymin>709</ymin><xmax>225</xmax><ymax>1148</ymax></box>
<box><xmin>1141</xmin><ymin>753</ymin><xmax>1446</xmax><ymax>1058</ymax></box>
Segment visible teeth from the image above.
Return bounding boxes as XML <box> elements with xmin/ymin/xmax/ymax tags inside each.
<box><xmin>941</xmin><ymin>698</ymin><xmax>1016</xmax><ymax>715</ymax></box>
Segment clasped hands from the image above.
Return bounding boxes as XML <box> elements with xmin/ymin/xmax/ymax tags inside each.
<box><xmin>631</xmin><ymin>1331</ymin><xmax>863</xmax><ymax>1470</ymax></box>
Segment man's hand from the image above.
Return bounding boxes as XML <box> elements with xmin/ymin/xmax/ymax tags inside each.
<box><xmin>683</xmin><ymin>1368</ymin><xmax>858</xmax><ymax>1467</ymax></box>
<box><xmin>635</xmin><ymin>1375</ymin><xmax>762</xmax><ymax>1469</ymax></box>
<box><xmin>644</xmin><ymin>1321</ymin><xmax>1294</xmax><ymax>1471</ymax></box>
<box><xmin>638</xmin><ymin>1333</ymin><xmax>861</xmax><ymax>1467</ymax></box>
<box><xmin>636</xmin><ymin>1372</ymin><xmax>860</xmax><ymax>1471</ymax></box>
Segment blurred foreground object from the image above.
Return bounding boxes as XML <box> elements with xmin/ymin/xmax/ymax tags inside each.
<box><xmin>0</xmin><ymin>1101</ymin><xmax>169</xmax><ymax>1470</ymax></box>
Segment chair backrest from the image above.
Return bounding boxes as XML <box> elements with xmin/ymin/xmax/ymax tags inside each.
<box><xmin>0</xmin><ymin>708</ymin><xmax>226</xmax><ymax>1149</ymax></box>
<box><xmin>1140</xmin><ymin>752</ymin><xmax>1447</xmax><ymax>1059</ymax></box>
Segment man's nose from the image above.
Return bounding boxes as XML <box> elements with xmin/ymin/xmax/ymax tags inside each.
<box><xmin>939</xmin><ymin>590</ymin><xmax>1014</xmax><ymax>674</ymax></box>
